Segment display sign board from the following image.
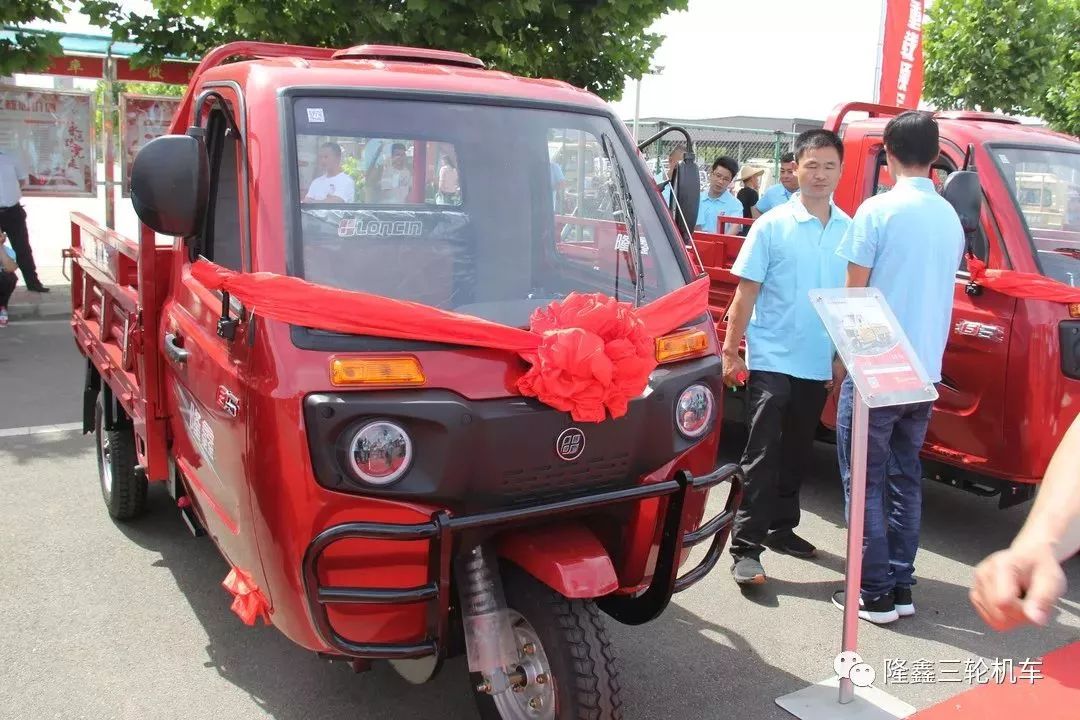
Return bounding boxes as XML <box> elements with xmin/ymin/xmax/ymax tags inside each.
<box><xmin>811</xmin><ymin>287</ymin><xmax>938</xmax><ymax>408</ymax></box>
<box><xmin>0</xmin><ymin>88</ymin><xmax>96</xmax><ymax>197</ymax></box>
<box><xmin>120</xmin><ymin>94</ymin><xmax>181</xmax><ymax>198</ymax></box>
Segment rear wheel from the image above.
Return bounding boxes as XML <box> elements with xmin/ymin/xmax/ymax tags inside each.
<box><xmin>94</xmin><ymin>393</ymin><xmax>147</xmax><ymax>520</ymax></box>
<box><xmin>472</xmin><ymin>566</ymin><xmax>623</xmax><ymax>720</ymax></box>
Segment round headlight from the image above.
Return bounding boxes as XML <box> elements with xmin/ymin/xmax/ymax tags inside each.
<box><xmin>348</xmin><ymin>421</ymin><xmax>413</xmax><ymax>485</ymax></box>
<box><xmin>676</xmin><ymin>384</ymin><xmax>715</xmax><ymax>439</ymax></box>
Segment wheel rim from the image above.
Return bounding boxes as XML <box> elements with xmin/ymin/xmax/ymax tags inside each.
<box><xmin>99</xmin><ymin>424</ymin><xmax>113</xmax><ymax>495</ymax></box>
<box><xmin>492</xmin><ymin>610</ymin><xmax>556</xmax><ymax>720</ymax></box>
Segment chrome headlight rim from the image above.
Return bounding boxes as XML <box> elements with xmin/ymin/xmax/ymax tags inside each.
<box><xmin>346</xmin><ymin>419</ymin><xmax>414</xmax><ymax>486</ymax></box>
<box><xmin>675</xmin><ymin>383</ymin><xmax>716</xmax><ymax>439</ymax></box>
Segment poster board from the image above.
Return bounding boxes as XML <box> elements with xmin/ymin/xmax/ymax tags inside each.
<box><xmin>0</xmin><ymin>88</ymin><xmax>96</xmax><ymax>197</ymax></box>
<box><xmin>120</xmin><ymin>94</ymin><xmax>181</xmax><ymax>198</ymax></box>
<box><xmin>811</xmin><ymin>287</ymin><xmax>938</xmax><ymax>408</ymax></box>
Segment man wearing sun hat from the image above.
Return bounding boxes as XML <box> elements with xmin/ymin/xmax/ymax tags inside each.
<box><xmin>736</xmin><ymin>165</ymin><xmax>765</xmax><ymax>236</ymax></box>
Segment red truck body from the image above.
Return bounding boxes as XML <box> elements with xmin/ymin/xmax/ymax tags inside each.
<box><xmin>694</xmin><ymin>102</ymin><xmax>1080</xmax><ymax>507</ymax></box>
<box><xmin>68</xmin><ymin>41</ymin><xmax>742</xmax><ymax>716</ymax></box>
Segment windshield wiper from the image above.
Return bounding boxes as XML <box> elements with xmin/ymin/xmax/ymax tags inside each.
<box><xmin>601</xmin><ymin>133</ymin><xmax>645</xmax><ymax>307</ymax></box>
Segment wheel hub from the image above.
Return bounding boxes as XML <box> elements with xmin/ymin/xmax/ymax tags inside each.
<box><xmin>99</xmin><ymin>426</ymin><xmax>113</xmax><ymax>494</ymax></box>
<box><xmin>492</xmin><ymin>610</ymin><xmax>556</xmax><ymax>720</ymax></box>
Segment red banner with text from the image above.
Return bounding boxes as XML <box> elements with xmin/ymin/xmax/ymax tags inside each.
<box><xmin>878</xmin><ymin>0</ymin><xmax>926</xmax><ymax>109</ymax></box>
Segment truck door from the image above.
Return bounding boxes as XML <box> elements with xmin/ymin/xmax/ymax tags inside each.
<box><xmin>926</xmin><ymin>160</ymin><xmax>1017</xmax><ymax>467</ymax></box>
<box><xmin>161</xmin><ymin>90</ymin><xmax>257</xmax><ymax>569</ymax></box>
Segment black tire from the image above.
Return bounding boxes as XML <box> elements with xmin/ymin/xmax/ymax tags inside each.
<box><xmin>94</xmin><ymin>393</ymin><xmax>147</xmax><ymax>520</ymax></box>
<box><xmin>473</xmin><ymin>565</ymin><xmax>623</xmax><ymax>720</ymax></box>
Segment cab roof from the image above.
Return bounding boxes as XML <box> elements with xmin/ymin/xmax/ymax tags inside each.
<box><xmin>199</xmin><ymin>45</ymin><xmax>608</xmax><ymax>112</ymax></box>
<box><xmin>852</xmin><ymin>113</ymin><xmax>1078</xmax><ymax>149</ymax></box>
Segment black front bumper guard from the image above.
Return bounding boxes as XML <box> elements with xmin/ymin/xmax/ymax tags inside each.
<box><xmin>301</xmin><ymin>462</ymin><xmax>744</xmax><ymax>660</ymax></box>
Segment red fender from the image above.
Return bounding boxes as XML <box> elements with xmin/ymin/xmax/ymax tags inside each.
<box><xmin>497</xmin><ymin>522</ymin><xmax>619</xmax><ymax>598</ymax></box>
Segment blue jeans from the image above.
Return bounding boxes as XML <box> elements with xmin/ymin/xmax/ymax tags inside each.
<box><xmin>836</xmin><ymin>377</ymin><xmax>933</xmax><ymax>601</ymax></box>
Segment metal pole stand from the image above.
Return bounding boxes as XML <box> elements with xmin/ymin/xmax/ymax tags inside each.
<box><xmin>775</xmin><ymin>390</ymin><xmax>915</xmax><ymax>720</ymax></box>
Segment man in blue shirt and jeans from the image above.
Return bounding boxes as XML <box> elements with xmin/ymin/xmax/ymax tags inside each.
<box><xmin>723</xmin><ymin>130</ymin><xmax>850</xmax><ymax>585</ymax></box>
<box><xmin>832</xmin><ymin>111</ymin><xmax>964</xmax><ymax>624</ymax></box>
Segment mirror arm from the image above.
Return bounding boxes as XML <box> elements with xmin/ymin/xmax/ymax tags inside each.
<box><xmin>218</xmin><ymin>290</ymin><xmax>239</xmax><ymax>341</ymax></box>
<box><xmin>194</xmin><ymin>90</ymin><xmax>242</xmax><ymax>138</ymax></box>
<box><xmin>636</xmin><ymin>125</ymin><xmax>696</xmax><ymax>161</ymax></box>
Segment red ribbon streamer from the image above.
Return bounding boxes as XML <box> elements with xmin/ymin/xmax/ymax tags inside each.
<box><xmin>191</xmin><ymin>260</ymin><xmax>711</xmax><ymax>422</ymax></box>
<box><xmin>968</xmin><ymin>256</ymin><xmax>1080</xmax><ymax>303</ymax></box>
<box><xmin>222</xmin><ymin>568</ymin><xmax>271</xmax><ymax>626</ymax></box>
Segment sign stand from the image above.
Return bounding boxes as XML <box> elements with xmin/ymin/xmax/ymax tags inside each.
<box><xmin>776</xmin><ymin>288</ymin><xmax>937</xmax><ymax>720</ymax></box>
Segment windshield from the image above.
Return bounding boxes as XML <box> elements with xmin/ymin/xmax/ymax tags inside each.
<box><xmin>991</xmin><ymin>145</ymin><xmax>1080</xmax><ymax>286</ymax></box>
<box><xmin>288</xmin><ymin>96</ymin><xmax>688</xmax><ymax>328</ymax></box>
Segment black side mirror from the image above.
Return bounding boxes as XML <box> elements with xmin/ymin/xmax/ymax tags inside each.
<box><xmin>130</xmin><ymin>129</ymin><xmax>210</xmax><ymax>237</ymax></box>
<box><xmin>942</xmin><ymin>170</ymin><xmax>981</xmax><ymax>235</ymax></box>
<box><xmin>671</xmin><ymin>156</ymin><xmax>700</xmax><ymax>241</ymax></box>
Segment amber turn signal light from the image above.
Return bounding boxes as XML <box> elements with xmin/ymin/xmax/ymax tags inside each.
<box><xmin>1070</xmin><ymin>303</ymin><xmax>1080</xmax><ymax>319</ymax></box>
<box><xmin>656</xmin><ymin>329</ymin><xmax>709</xmax><ymax>363</ymax></box>
<box><xmin>330</xmin><ymin>357</ymin><xmax>426</xmax><ymax>386</ymax></box>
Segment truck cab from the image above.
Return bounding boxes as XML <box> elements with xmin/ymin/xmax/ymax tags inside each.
<box><xmin>692</xmin><ymin>102</ymin><xmax>1080</xmax><ymax>507</ymax></box>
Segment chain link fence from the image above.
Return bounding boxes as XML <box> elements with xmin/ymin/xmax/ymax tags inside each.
<box><xmin>631</xmin><ymin>120</ymin><xmax>798</xmax><ymax>193</ymax></box>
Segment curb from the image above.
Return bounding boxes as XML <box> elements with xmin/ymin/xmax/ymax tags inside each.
<box><xmin>6</xmin><ymin>286</ymin><xmax>72</xmax><ymax>322</ymax></box>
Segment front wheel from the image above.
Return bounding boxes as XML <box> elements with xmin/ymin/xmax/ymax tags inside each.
<box><xmin>472</xmin><ymin>566</ymin><xmax>623</xmax><ymax>720</ymax></box>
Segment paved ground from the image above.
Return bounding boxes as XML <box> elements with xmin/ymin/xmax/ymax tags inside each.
<box><xmin>1</xmin><ymin>318</ymin><xmax>1078</xmax><ymax>720</ymax></box>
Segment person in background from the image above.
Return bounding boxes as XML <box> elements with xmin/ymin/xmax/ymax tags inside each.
<box><xmin>0</xmin><ymin>148</ymin><xmax>48</xmax><ymax>293</ymax></box>
<box><xmin>377</xmin><ymin>143</ymin><xmax>413</xmax><ymax>204</ymax></box>
<box><xmin>303</xmin><ymin>142</ymin><xmax>355</xmax><ymax>203</ymax></box>
<box><xmin>752</xmin><ymin>152</ymin><xmax>798</xmax><ymax>218</ymax></box>
<box><xmin>551</xmin><ymin>159</ymin><xmax>567</xmax><ymax>213</ymax></box>
<box><xmin>0</xmin><ymin>231</ymin><xmax>18</xmax><ymax>327</ymax></box>
<box><xmin>660</xmin><ymin>146</ymin><xmax>686</xmax><ymax>205</ymax></box>
<box><xmin>437</xmin><ymin>153</ymin><xmax>460</xmax><ymax>205</ymax></box>
<box><xmin>722</xmin><ymin>129</ymin><xmax>850</xmax><ymax>585</ymax></box>
<box><xmin>736</xmin><ymin>165</ymin><xmax>765</xmax><ymax>236</ymax></box>
<box><xmin>831</xmin><ymin>111</ymin><xmax>964</xmax><ymax>624</ymax></box>
<box><xmin>971</xmin><ymin>412</ymin><xmax>1080</xmax><ymax>630</ymax></box>
<box><xmin>696</xmin><ymin>156</ymin><xmax>742</xmax><ymax>234</ymax></box>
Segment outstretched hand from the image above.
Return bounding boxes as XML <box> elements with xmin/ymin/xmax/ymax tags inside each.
<box><xmin>970</xmin><ymin>545</ymin><xmax>1066</xmax><ymax>631</ymax></box>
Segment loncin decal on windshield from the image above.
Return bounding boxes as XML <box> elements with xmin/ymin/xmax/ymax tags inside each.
<box><xmin>338</xmin><ymin>218</ymin><xmax>425</xmax><ymax>238</ymax></box>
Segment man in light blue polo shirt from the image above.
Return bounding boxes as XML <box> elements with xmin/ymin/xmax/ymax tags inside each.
<box><xmin>832</xmin><ymin>111</ymin><xmax>964</xmax><ymax>625</ymax></box>
<box><xmin>753</xmin><ymin>152</ymin><xmax>798</xmax><ymax>218</ymax></box>
<box><xmin>721</xmin><ymin>130</ymin><xmax>850</xmax><ymax>586</ymax></box>
<box><xmin>696</xmin><ymin>156</ymin><xmax>743</xmax><ymax>234</ymax></box>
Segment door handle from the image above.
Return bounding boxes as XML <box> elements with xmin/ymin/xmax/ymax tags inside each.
<box><xmin>164</xmin><ymin>332</ymin><xmax>191</xmax><ymax>364</ymax></box>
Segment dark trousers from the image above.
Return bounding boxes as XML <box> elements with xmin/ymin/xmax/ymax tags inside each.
<box><xmin>836</xmin><ymin>377</ymin><xmax>933</xmax><ymax>600</ymax></box>
<box><xmin>0</xmin><ymin>204</ymin><xmax>40</xmax><ymax>287</ymax></box>
<box><xmin>0</xmin><ymin>270</ymin><xmax>15</xmax><ymax>307</ymax></box>
<box><xmin>730</xmin><ymin>371</ymin><xmax>829</xmax><ymax>561</ymax></box>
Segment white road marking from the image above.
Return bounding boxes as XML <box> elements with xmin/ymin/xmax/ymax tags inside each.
<box><xmin>0</xmin><ymin>422</ymin><xmax>84</xmax><ymax>438</ymax></box>
<box><xmin>1</xmin><ymin>318</ymin><xmax>71</xmax><ymax>327</ymax></box>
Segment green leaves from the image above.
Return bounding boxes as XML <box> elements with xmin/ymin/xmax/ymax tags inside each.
<box><xmin>924</xmin><ymin>0</ymin><xmax>1078</xmax><ymax>134</ymax></box>
<box><xmin>0</xmin><ymin>0</ymin><xmax>69</xmax><ymax>74</ymax></box>
<box><xmin>73</xmin><ymin>0</ymin><xmax>684</xmax><ymax>101</ymax></box>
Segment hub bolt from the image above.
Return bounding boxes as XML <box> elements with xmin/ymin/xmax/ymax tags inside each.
<box><xmin>535</xmin><ymin>673</ymin><xmax>548</xmax><ymax>685</ymax></box>
<box><xmin>522</xmin><ymin>642</ymin><xmax>536</xmax><ymax>656</ymax></box>
<box><xmin>529</xmin><ymin>697</ymin><xmax>543</xmax><ymax>710</ymax></box>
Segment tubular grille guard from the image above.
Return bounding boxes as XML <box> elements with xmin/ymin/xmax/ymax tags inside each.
<box><xmin>301</xmin><ymin>463</ymin><xmax>744</xmax><ymax>659</ymax></box>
